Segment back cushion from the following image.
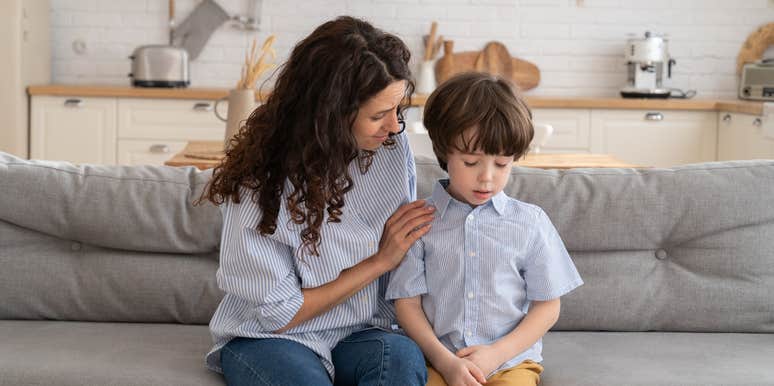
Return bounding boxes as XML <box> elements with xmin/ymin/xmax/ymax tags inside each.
<box><xmin>0</xmin><ymin>153</ymin><xmax>222</xmax><ymax>323</ymax></box>
<box><xmin>0</xmin><ymin>153</ymin><xmax>221</xmax><ymax>254</ymax></box>
<box><xmin>416</xmin><ymin>156</ymin><xmax>774</xmax><ymax>333</ymax></box>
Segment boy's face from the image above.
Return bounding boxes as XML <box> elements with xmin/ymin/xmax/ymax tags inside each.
<box><xmin>445</xmin><ymin>147</ymin><xmax>514</xmax><ymax>207</ymax></box>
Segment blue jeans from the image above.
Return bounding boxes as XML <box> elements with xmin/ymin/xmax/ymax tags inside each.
<box><xmin>221</xmin><ymin>329</ymin><xmax>427</xmax><ymax>386</ymax></box>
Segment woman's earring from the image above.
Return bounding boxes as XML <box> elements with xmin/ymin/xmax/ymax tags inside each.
<box><xmin>390</xmin><ymin>119</ymin><xmax>406</xmax><ymax>137</ymax></box>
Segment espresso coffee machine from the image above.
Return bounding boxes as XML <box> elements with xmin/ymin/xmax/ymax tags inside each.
<box><xmin>621</xmin><ymin>31</ymin><xmax>676</xmax><ymax>98</ymax></box>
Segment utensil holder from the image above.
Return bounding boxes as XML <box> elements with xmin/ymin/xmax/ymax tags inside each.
<box><xmin>215</xmin><ymin>89</ymin><xmax>257</xmax><ymax>151</ymax></box>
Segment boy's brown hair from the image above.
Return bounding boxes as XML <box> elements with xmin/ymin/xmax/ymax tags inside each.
<box><xmin>423</xmin><ymin>72</ymin><xmax>533</xmax><ymax>171</ymax></box>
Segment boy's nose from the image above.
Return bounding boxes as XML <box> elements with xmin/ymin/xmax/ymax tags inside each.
<box><xmin>479</xmin><ymin>166</ymin><xmax>494</xmax><ymax>182</ymax></box>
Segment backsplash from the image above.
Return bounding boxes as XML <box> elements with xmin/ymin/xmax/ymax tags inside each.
<box><xmin>50</xmin><ymin>0</ymin><xmax>774</xmax><ymax>98</ymax></box>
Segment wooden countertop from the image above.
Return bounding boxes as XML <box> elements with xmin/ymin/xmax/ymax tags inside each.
<box><xmin>27</xmin><ymin>84</ymin><xmax>270</xmax><ymax>102</ymax></box>
<box><xmin>29</xmin><ymin>84</ymin><xmax>763</xmax><ymax>114</ymax></box>
<box><xmin>166</xmin><ymin>141</ymin><xmax>639</xmax><ymax>170</ymax></box>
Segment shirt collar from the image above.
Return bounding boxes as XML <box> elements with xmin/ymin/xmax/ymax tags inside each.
<box><xmin>431</xmin><ymin>179</ymin><xmax>508</xmax><ymax>218</ymax></box>
<box><xmin>490</xmin><ymin>190</ymin><xmax>508</xmax><ymax>216</ymax></box>
<box><xmin>430</xmin><ymin>179</ymin><xmax>454</xmax><ymax>220</ymax></box>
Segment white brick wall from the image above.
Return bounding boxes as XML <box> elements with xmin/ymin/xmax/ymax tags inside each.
<box><xmin>50</xmin><ymin>0</ymin><xmax>774</xmax><ymax>98</ymax></box>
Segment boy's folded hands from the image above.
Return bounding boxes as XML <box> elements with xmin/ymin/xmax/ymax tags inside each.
<box><xmin>456</xmin><ymin>344</ymin><xmax>503</xmax><ymax>379</ymax></box>
<box><xmin>437</xmin><ymin>355</ymin><xmax>488</xmax><ymax>386</ymax></box>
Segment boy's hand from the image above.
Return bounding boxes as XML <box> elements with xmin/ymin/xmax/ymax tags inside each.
<box><xmin>437</xmin><ymin>356</ymin><xmax>487</xmax><ymax>386</ymax></box>
<box><xmin>455</xmin><ymin>344</ymin><xmax>503</xmax><ymax>379</ymax></box>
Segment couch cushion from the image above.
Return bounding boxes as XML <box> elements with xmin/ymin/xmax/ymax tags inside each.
<box><xmin>0</xmin><ymin>152</ymin><xmax>221</xmax><ymax>254</ymax></box>
<box><xmin>416</xmin><ymin>157</ymin><xmax>774</xmax><ymax>333</ymax></box>
<box><xmin>541</xmin><ymin>331</ymin><xmax>774</xmax><ymax>385</ymax></box>
<box><xmin>0</xmin><ymin>321</ymin><xmax>224</xmax><ymax>386</ymax></box>
<box><xmin>0</xmin><ymin>220</ymin><xmax>222</xmax><ymax>323</ymax></box>
<box><xmin>3</xmin><ymin>322</ymin><xmax>771</xmax><ymax>386</ymax></box>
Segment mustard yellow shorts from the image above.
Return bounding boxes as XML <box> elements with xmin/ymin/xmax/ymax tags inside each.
<box><xmin>426</xmin><ymin>360</ymin><xmax>544</xmax><ymax>386</ymax></box>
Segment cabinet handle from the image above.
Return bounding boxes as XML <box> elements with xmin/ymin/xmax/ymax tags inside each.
<box><xmin>64</xmin><ymin>99</ymin><xmax>83</xmax><ymax>108</ymax></box>
<box><xmin>753</xmin><ymin>118</ymin><xmax>762</xmax><ymax>127</ymax></box>
<box><xmin>722</xmin><ymin>113</ymin><xmax>731</xmax><ymax>123</ymax></box>
<box><xmin>149</xmin><ymin>144</ymin><xmax>170</xmax><ymax>154</ymax></box>
<box><xmin>644</xmin><ymin>112</ymin><xmax>663</xmax><ymax>121</ymax></box>
<box><xmin>193</xmin><ymin>102</ymin><xmax>213</xmax><ymax>112</ymax></box>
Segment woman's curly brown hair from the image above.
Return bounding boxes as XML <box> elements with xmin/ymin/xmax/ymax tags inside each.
<box><xmin>202</xmin><ymin>16</ymin><xmax>414</xmax><ymax>257</ymax></box>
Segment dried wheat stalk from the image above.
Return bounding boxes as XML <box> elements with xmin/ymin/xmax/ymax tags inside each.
<box><xmin>236</xmin><ymin>35</ymin><xmax>277</xmax><ymax>89</ymax></box>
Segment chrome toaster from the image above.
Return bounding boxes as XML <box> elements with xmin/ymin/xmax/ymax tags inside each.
<box><xmin>128</xmin><ymin>45</ymin><xmax>190</xmax><ymax>88</ymax></box>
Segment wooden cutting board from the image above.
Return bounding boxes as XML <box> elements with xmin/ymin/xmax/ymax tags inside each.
<box><xmin>435</xmin><ymin>41</ymin><xmax>540</xmax><ymax>90</ymax></box>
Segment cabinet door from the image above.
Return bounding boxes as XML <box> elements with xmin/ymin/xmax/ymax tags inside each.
<box><xmin>118</xmin><ymin>98</ymin><xmax>227</xmax><ymax>140</ymax></box>
<box><xmin>590</xmin><ymin>110</ymin><xmax>717</xmax><ymax>167</ymax></box>
<box><xmin>532</xmin><ymin>108</ymin><xmax>591</xmax><ymax>153</ymax></box>
<box><xmin>117</xmin><ymin>139</ymin><xmax>188</xmax><ymax>166</ymax></box>
<box><xmin>717</xmin><ymin>112</ymin><xmax>774</xmax><ymax>160</ymax></box>
<box><xmin>30</xmin><ymin>96</ymin><xmax>117</xmax><ymax>164</ymax></box>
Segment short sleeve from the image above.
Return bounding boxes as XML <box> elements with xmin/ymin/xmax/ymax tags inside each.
<box><xmin>523</xmin><ymin>209</ymin><xmax>584</xmax><ymax>301</ymax></box>
<box><xmin>385</xmin><ymin>238</ymin><xmax>427</xmax><ymax>300</ymax></box>
<box><xmin>216</xmin><ymin>201</ymin><xmax>304</xmax><ymax>332</ymax></box>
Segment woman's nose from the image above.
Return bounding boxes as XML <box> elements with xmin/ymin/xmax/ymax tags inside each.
<box><xmin>385</xmin><ymin>113</ymin><xmax>400</xmax><ymax>133</ymax></box>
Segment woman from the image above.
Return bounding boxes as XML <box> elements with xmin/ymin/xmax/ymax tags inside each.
<box><xmin>203</xmin><ymin>16</ymin><xmax>434</xmax><ymax>386</ymax></box>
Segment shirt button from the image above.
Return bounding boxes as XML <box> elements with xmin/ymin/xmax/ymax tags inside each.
<box><xmin>655</xmin><ymin>249</ymin><xmax>667</xmax><ymax>260</ymax></box>
<box><xmin>465</xmin><ymin>330</ymin><xmax>473</xmax><ymax>337</ymax></box>
<box><xmin>71</xmin><ymin>242</ymin><xmax>82</xmax><ymax>252</ymax></box>
<box><xmin>367</xmin><ymin>241</ymin><xmax>374</xmax><ymax>249</ymax></box>
<box><xmin>469</xmin><ymin>251</ymin><xmax>476</xmax><ymax>257</ymax></box>
<box><xmin>467</xmin><ymin>215</ymin><xmax>475</xmax><ymax>221</ymax></box>
<box><xmin>467</xmin><ymin>292</ymin><xmax>474</xmax><ymax>299</ymax></box>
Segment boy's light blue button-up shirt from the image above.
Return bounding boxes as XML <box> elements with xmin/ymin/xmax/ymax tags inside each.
<box><xmin>386</xmin><ymin>179</ymin><xmax>583</xmax><ymax>373</ymax></box>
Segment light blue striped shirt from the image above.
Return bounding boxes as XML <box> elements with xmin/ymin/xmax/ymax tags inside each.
<box><xmin>206</xmin><ymin>132</ymin><xmax>416</xmax><ymax>378</ymax></box>
<box><xmin>386</xmin><ymin>179</ymin><xmax>583</xmax><ymax>373</ymax></box>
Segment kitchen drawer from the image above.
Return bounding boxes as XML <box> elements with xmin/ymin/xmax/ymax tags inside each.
<box><xmin>117</xmin><ymin>139</ymin><xmax>188</xmax><ymax>166</ymax></box>
<box><xmin>118</xmin><ymin>98</ymin><xmax>226</xmax><ymax>140</ymax></box>
<box><xmin>531</xmin><ymin>108</ymin><xmax>591</xmax><ymax>152</ymax></box>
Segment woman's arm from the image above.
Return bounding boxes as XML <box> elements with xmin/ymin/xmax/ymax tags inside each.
<box><xmin>276</xmin><ymin>200</ymin><xmax>435</xmax><ymax>333</ymax></box>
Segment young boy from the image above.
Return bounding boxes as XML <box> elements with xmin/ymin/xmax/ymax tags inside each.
<box><xmin>386</xmin><ymin>72</ymin><xmax>583</xmax><ymax>386</ymax></box>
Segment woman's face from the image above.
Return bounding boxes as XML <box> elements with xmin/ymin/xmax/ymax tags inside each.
<box><xmin>352</xmin><ymin>80</ymin><xmax>407</xmax><ymax>150</ymax></box>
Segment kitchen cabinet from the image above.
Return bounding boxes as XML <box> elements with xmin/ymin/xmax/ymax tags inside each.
<box><xmin>532</xmin><ymin>108</ymin><xmax>591</xmax><ymax>153</ymax></box>
<box><xmin>30</xmin><ymin>96</ymin><xmax>227</xmax><ymax>166</ymax></box>
<box><xmin>412</xmin><ymin>107</ymin><xmax>718</xmax><ymax>167</ymax></box>
<box><xmin>589</xmin><ymin>109</ymin><xmax>717</xmax><ymax>167</ymax></box>
<box><xmin>117</xmin><ymin>98</ymin><xmax>225</xmax><ymax>166</ymax></box>
<box><xmin>717</xmin><ymin>112</ymin><xmax>774</xmax><ymax>160</ymax></box>
<box><xmin>30</xmin><ymin>96</ymin><xmax>117</xmax><ymax>164</ymax></box>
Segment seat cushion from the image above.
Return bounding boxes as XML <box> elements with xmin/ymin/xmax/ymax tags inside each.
<box><xmin>541</xmin><ymin>331</ymin><xmax>774</xmax><ymax>385</ymax></box>
<box><xmin>0</xmin><ymin>321</ymin><xmax>224</xmax><ymax>386</ymax></box>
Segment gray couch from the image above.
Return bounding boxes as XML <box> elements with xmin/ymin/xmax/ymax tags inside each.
<box><xmin>1</xmin><ymin>151</ymin><xmax>773</xmax><ymax>386</ymax></box>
